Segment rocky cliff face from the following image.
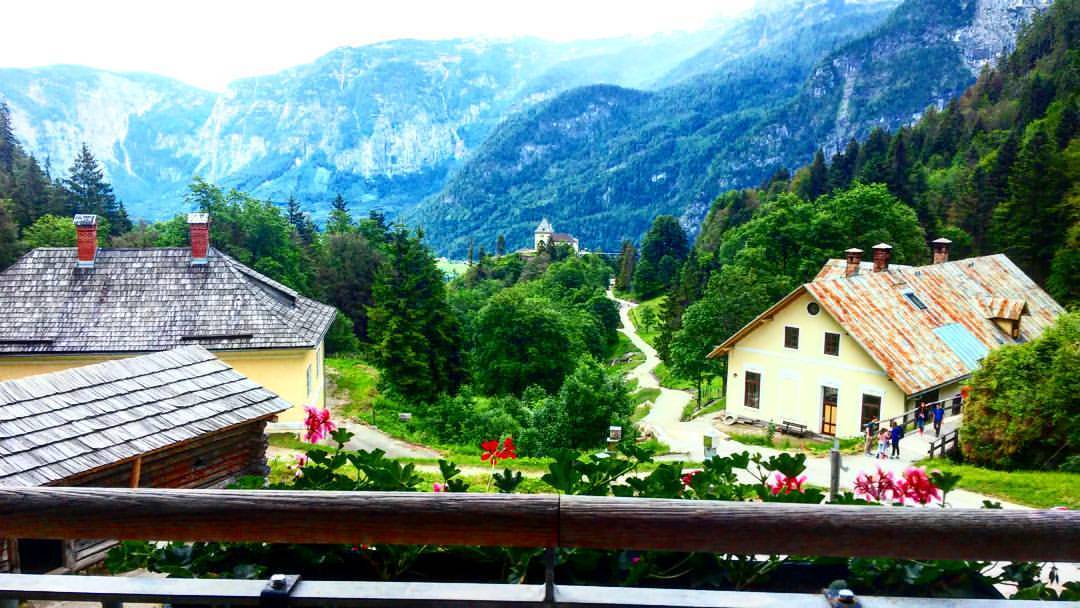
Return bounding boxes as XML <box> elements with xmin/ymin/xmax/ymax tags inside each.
<box><xmin>0</xmin><ymin>33</ymin><xmax>718</xmax><ymax>221</ymax></box>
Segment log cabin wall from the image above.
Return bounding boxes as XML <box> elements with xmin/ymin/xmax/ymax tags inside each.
<box><xmin>0</xmin><ymin>419</ymin><xmax>273</xmax><ymax>573</ymax></box>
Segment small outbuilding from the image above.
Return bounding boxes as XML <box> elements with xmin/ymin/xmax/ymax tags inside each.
<box><xmin>0</xmin><ymin>346</ymin><xmax>290</xmax><ymax>573</ymax></box>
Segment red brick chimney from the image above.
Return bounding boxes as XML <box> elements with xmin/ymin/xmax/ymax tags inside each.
<box><xmin>73</xmin><ymin>214</ymin><xmax>98</xmax><ymax>268</ymax></box>
<box><xmin>931</xmin><ymin>237</ymin><xmax>952</xmax><ymax>264</ymax></box>
<box><xmin>844</xmin><ymin>248</ymin><xmax>863</xmax><ymax>277</ymax></box>
<box><xmin>872</xmin><ymin>243</ymin><xmax>892</xmax><ymax>273</ymax></box>
<box><xmin>188</xmin><ymin>213</ymin><xmax>210</xmax><ymax>265</ymax></box>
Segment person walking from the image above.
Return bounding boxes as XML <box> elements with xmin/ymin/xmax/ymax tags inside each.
<box><xmin>865</xmin><ymin>417</ymin><xmax>879</xmax><ymax>455</ymax></box>
<box><xmin>915</xmin><ymin>407</ymin><xmax>926</xmax><ymax>436</ymax></box>
<box><xmin>890</xmin><ymin>420</ymin><xmax>903</xmax><ymax>459</ymax></box>
<box><xmin>877</xmin><ymin>428</ymin><xmax>889</xmax><ymax>460</ymax></box>
<box><xmin>933</xmin><ymin>402</ymin><xmax>945</xmax><ymax>436</ymax></box>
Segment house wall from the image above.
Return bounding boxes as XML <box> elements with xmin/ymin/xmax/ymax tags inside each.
<box><xmin>217</xmin><ymin>343</ymin><xmax>324</xmax><ymax>423</ymax></box>
<box><xmin>723</xmin><ymin>292</ymin><xmax>907</xmax><ymax>438</ymax></box>
<box><xmin>0</xmin><ymin>343</ymin><xmax>324</xmax><ymax>423</ymax></box>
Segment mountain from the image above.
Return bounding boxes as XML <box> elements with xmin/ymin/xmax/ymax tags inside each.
<box><xmin>0</xmin><ymin>32</ymin><xmax>721</xmax><ymax>221</ymax></box>
<box><xmin>409</xmin><ymin>0</ymin><xmax>1051</xmax><ymax>256</ymax></box>
<box><xmin>0</xmin><ymin>66</ymin><xmax>215</xmax><ymax>212</ymax></box>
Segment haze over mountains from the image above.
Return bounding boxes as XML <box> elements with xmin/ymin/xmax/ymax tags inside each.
<box><xmin>0</xmin><ymin>0</ymin><xmax>1051</xmax><ymax>255</ymax></box>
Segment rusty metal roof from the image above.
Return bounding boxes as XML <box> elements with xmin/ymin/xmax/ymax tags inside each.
<box><xmin>805</xmin><ymin>254</ymin><xmax>1063</xmax><ymax>395</ymax></box>
<box><xmin>982</xmin><ymin>297</ymin><xmax>1028</xmax><ymax>320</ymax></box>
<box><xmin>712</xmin><ymin>254</ymin><xmax>1064</xmax><ymax>396</ymax></box>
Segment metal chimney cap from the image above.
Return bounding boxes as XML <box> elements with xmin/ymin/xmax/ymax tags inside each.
<box><xmin>872</xmin><ymin>242</ymin><xmax>893</xmax><ymax>250</ymax></box>
<box><xmin>73</xmin><ymin>214</ymin><xmax>98</xmax><ymax>226</ymax></box>
<box><xmin>844</xmin><ymin>247</ymin><xmax>864</xmax><ymax>253</ymax></box>
<box><xmin>932</xmin><ymin>237</ymin><xmax>953</xmax><ymax>244</ymax></box>
<box><xmin>187</xmin><ymin>212</ymin><xmax>210</xmax><ymax>224</ymax></box>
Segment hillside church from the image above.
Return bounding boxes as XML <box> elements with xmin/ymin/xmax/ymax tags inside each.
<box><xmin>534</xmin><ymin>219</ymin><xmax>580</xmax><ymax>252</ymax></box>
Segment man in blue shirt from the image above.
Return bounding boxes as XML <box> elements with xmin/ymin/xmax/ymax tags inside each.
<box><xmin>933</xmin><ymin>403</ymin><xmax>945</xmax><ymax>436</ymax></box>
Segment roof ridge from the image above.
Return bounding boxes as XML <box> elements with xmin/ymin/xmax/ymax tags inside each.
<box><xmin>0</xmin><ymin>346</ymin><xmax>215</xmax><ymax>412</ymax></box>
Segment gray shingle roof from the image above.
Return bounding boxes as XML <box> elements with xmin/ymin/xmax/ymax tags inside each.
<box><xmin>0</xmin><ymin>346</ymin><xmax>290</xmax><ymax>487</ymax></box>
<box><xmin>0</xmin><ymin>247</ymin><xmax>336</xmax><ymax>354</ymax></box>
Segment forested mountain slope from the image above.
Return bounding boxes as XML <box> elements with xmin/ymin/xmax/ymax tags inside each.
<box><xmin>697</xmin><ymin>0</ymin><xmax>1079</xmax><ymax>306</ymax></box>
<box><xmin>411</xmin><ymin>0</ymin><xmax>1050</xmax><ymax>256</ymax></box>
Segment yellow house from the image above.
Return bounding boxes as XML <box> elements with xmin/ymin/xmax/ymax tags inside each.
<box><xmin>0</xmin><ymin>214</ymin><xmax>336</xmax><ymax>423</ymax></box>
<box><xmin>708</xmin><ymin>241</ymin><xmax>1064</xmax><ymax>438</ymax></box>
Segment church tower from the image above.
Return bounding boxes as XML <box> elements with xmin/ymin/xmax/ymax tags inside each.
<box><xmin>534</xmin><ymin>218</ymin><xmax>553</xmax><ymax>250</ymax></box>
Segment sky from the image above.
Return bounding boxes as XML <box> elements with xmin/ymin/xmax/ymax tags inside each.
<box><xmin>1</xmin><ymin>0</ymin><xmax>756</xmax><ymax>91</ymax></box>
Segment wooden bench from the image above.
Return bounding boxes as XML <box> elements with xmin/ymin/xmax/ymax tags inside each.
<box><xmin>779</xmin><ymin>419</ymin><xmax>809</xmax><ymax>437</ymax></box>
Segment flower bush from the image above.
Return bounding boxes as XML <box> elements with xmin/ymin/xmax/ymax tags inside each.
<box><xmin>104</xmin><ymin>410</ymin><xmax>1075</xmax><ymax>600</ymax></box>
<box><xmin>303</xmin><ymin>406</ymin><xmax>337</xmax><ymax>443</ymax></box>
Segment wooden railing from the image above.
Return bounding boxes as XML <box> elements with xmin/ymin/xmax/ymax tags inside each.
<box><xmin>928</xmin><ymin>428</ymin><xmax>962</xmax><ymax>459</ymax></box>
<box><xmin>890</xmin><ymin>396</ymin><xmax>963</xmax><ymax>433</ymax></box>
<box><xmin>0</xmin><ymin>488</ymin><xmax>1077</xmax><ymax>607</ymax></box>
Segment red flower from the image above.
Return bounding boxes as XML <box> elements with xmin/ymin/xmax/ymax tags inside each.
<box><xmin>303</xmin><ymin>406</ymin><xmax>337</xmax><ymax>443</ymax></box>
<box><xmin>766</xmin><ymin>472</ymin><xmax>807</xmax><ymax>495</ymax></box>
<box><xmin>680</xmin><ymin>470</ymin><xmax>702</xmax><ymax>487</ymax></box>
<box><xmin>481</xmin><ymin>436</ymin><xmax>517</xmax><ymax>466</ymax></box>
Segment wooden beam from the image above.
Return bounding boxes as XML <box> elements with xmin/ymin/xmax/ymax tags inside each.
<box><xmin>0</xmin><ymin>489</ymin><xmax>560</xmax><ymax>549</ymax></box>
<box><xmin>4</xmin><ymin>540</ymin><xmax>17</xmax><ymax>574</ymax></box>
<box><xmin>557</xmin><ymin>495</ymin><xmax>1078</xmax><ymax>562</ymax></box>
<box><xmin>129</xmin><ymin>456</ymin><xmax>142</xmax><ymax>489</ymax></box>
<box><xmin>0</xmin><ymin>489</ymin><xmax>1076</xmax><ymax>563</ymax></box>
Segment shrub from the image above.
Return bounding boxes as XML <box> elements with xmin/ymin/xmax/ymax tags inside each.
<box><xmin>961</xmin><ymin>312</ymin><xmax>1079</xmax><ymax>469</ymax></box>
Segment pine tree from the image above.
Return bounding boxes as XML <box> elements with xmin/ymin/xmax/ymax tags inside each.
<box><xmin>855</xmin><ymin>128</ymin><xmax>890</xmax><ymax>185</ymax></box>
<box><xmin>467</xmin><ymin>238</ymin><xmax>475</xmax><ymax>266</ymax></box>
<box><xmin>285</xmin><ymin>196</ymin><xmax>316</xmax><ymax>246</ymax></box>
<box><xmin>829</xmin><ymin>138</ymin><xmax>860</xmax><ymax>191</ymax></box>
<box><xmin>0</xmin><ymin>102</ymin><xmax>15</xmax><ymax>174</ymax></box>
<box><xmin>496</xmin><ymin>234</ymin><xmax>506</xmax><ymax>256</ymax></box>
<box><xmin>802</xmin><ymin>149</ymin><xmax>828</xmax><ymax>200</ymax></box>
<box><xmin>632</xmin><ymin>215</ymin><xmax>688</xmax><ymax>299</ymax></box>
<box><xmin>326</xmin><ymin>193</ymin><xmax>354</xmax><ymax>234</ymax></box>
<box><xmin>614</xmin><ymin>240</ymin><xmax>636</xmax><ymax>292</ymax></box>
<box><xmin>0</xmin><ymin>200</ymin><xmax>21</xmax><ymax>271</ymax></box>
<box><xmin>992</xmin><ymin>127</ymin><xmax>1068</xmax><ymax>283</ymax></box>
<box><xmin>63</xmin><ymin>144</ymin><xmax>128</xmax><ymax>234</ymax></box>
<box><xmin>369</xmin><ymin>227</ymin><xmax>466</xmax><ymax>403</ymax></box>
<box><xmin>1056</xmin><ymin>99</ymin><xmax>1078</xmax><ymax>149</ymax></box>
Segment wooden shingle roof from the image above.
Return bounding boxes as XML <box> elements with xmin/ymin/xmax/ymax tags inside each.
<box><xmin>0</xmin><ymin>346</ymin><xmax>290</xmax><ymax>487</ymax></box>
<box><xmin>0</xmin><ymin>247</ymin><xmax>336</xmax><ymax>354</ymax></box>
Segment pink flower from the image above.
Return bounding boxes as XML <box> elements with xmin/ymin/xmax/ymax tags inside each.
<box><xmin>853</xmin><ymin>466</ymin><xmax>899</xmax><ymax>503</ymax></box>
<box><xmin>303</xmin><ymin>406</ymin><xmax>337</xmax><ymax>443</ymax></box>
<box><xmin>433</xmin><ymin>482</ymin><xmax>447</xmax><ymax>493</ymax></box>
<box><xmin>767</xmin><ymin>472</ymin><xmax>808</xmax><ymax>495</ymax></box>
<box><xmin>896</xmin><ymin>466</ymin><xmax>942</xmax><ymax>506</ymax></box>
<box><xmin>292</xmin><ymin>453</ymin><xmax>309</xmax><ymax>478</ymax></box>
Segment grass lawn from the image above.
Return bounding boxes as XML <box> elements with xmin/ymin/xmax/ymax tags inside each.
<box><xmin>918</xmin><ymin>459</ymin><xmax>1079</xmax><ymax>509</ymax></box>
<box><xmin>727</xmin><ymin>430</ymin><xmax>864</xmax><ymax>455</ymax></box>
<box><xmin>326</xmin><ymin>356</ymin><xmax>380</xmax><ymax>421</ymax></box>
<box><xmin>436</xmin><ymin>259</ymin><xmax>470</xmax><ymax>279</ymax></box>
<box><xmin>609</xmin><ymin>333</ymin><xmax>644</xmax><ymax>376</ymax></box>
<box><xmin>628</xmin><ymin>296</ymin><xmax>665</xmax><ymax>347</ymax></box>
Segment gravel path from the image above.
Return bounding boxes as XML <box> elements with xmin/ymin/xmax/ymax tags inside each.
<box><xmin>608</xmin><ymin>288</ymin><xmax>725</xmax><ymax>461</ymax></box>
